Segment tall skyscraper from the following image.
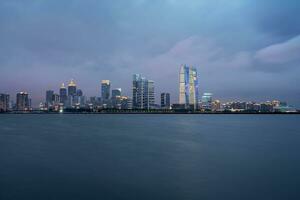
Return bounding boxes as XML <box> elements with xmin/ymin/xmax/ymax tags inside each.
<box><xmin>179</xmin><ymin>64</ymin><xmax>199</xmax><ymax>109</ymax></box>
<box><xmin>59</xmin><ymin>83</ymin><xmax>67</xmax><ymax>104</ymax></box>
<box><xmin>132</xmin><ymin>74</ymin><xmax>155</xmax><ymax>109</ymax></box>
<box><xmin>161</xmin><ymin>93</ymin><xmax>170</xmax><ymax>109</ymax></box>
<box><xmin>16</xmin><ymin>92</ymin><xmax>30</xmax><ymax>111</ymax></box>
<box><xmin>101</xmin><ymin>80</ymin><xmax>111</xmax><ymax>100</ymax></box>
<box><xmin>68</xmin><ymin>79</ymin><xmax>77</xmax><ymax>97</ymax></box>
<box><xmin>46</xmin><ymin>90</ymin><xmax>54</xmax><ymax>106</ymax></box>
<box><xmin>0</xmin><ymin>93</ymin><xmax>10</xmax><ymax>112</ymax></box>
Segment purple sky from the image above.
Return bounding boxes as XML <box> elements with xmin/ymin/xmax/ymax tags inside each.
<box><xmin>0</xmin><ymin>0</ymin><xmax>300</xmax><ymax>107</ymax></box>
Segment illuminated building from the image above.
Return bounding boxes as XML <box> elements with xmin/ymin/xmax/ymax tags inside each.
<box><xmin>179</xmin><ymin>64</ymin><xmax>199</xmax><ymax>109</ymax></box>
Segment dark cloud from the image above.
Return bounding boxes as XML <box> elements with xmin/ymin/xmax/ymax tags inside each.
<box><xmin>247</xmin><ymin>0</ymin><xmax>300</xmax><ymax>39</ymax></box>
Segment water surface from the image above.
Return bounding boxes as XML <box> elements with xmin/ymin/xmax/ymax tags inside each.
<box><xmin>0</xmin><ymin>114</ymin><xmax>299</xmax><ymax>200</ymax></box>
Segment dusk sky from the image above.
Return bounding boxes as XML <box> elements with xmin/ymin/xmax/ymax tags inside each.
<box><xmin>0</xmin><ymin>0</ymin><xmax>300</xmax><ymax>106</ymax></box>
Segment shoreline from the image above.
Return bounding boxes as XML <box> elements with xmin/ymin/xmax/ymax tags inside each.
<box><xmin>1</xmin><ymin>111</ymin><xmax>299</xmax><ymax>115</ymax></box>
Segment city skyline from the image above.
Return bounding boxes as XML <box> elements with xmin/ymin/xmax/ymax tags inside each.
<box><xmin>0</xmin><ymin>0</ymin><xmax>300</xmax><ymax>106</ymax></box>
<box><xmin>1</xmin><ymin>66</ymin><xmax>297</xmax><ymax>113</ymax></box>
<box><xmin>1</xmin><ymin>67</ymin><xmax>299</xmax><ymax>109</ymax></box>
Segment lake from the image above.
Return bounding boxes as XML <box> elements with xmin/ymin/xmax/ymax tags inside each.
<box><xmin>0</xmin><ymin>114</ymin><xmax>299</xmax><ymax>200</ymax></box>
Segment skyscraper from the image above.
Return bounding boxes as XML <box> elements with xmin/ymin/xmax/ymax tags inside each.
<box><xmin>179</xmin><ymin>65</ymin><xmax>199</xmax><ymax>109</ymax></box>
<box><xmin>0</xmin><ymin>93</ymin><xmax>10</xmax><ymax>112</ymax></box>
<box><xmin>59</xmin><ymin>83</ymin><xmax>67</xmax><ymax>104</ymax></box>
<box><xmin>101</xmin><ymin>80</ymin><xmax>111</xmax><ymax>100</ymax></box>
<box><xmin>68</xmin><ymin>79</ymin><xmax>77</xmax><ymax>97</ymax></box>
<box><xmin>16</xmin><ymin>92</ymin><xmax>30</xmax><ymax>111</ymax></box>
<box><xmin>132</xmin><ymin>74</ymin><xmax>155</xmax><ymax>109</ymax></box>
<box><xmin>161</xmin><ymin>93</ymin><xmax>170</xmax><ymax>109</ymax></box>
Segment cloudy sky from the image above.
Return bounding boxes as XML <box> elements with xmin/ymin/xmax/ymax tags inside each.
<box><xmin>0</xmin><ymin>0</ymin><xmax>300</xmax><ymax>106</ymax></box>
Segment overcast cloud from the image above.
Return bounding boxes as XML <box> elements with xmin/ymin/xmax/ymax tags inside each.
<box><xmin>0</xmin><ymin>0</ymin><xmax>299</xmax><ymax>106</ymax></box>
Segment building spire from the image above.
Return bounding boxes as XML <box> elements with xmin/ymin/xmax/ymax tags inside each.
<box><xmin>68</xmin><ymin>79</ymin><xmax>76</xmax><ymax>87</ymax></box>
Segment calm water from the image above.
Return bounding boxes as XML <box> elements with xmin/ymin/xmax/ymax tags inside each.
<box><xmin>0</xmin><ymin>114</ymin><xmax>300</xmax><ymax>200</ymax></box>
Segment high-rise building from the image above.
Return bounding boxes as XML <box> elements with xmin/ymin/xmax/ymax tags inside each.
<box><xmin>179</xmin><ymin>65</ymin><xmax>199</xmax><ymax>109</ymax></box>
<box><xmin>0</xmin><ymin>93</ymin><xmax>10</xmax><ymax>112</ymax></box>
<box><xmin>101</xmin><ymin>80</ymin><xmax>111</xmax><ymax>100</ymax></box>
<box><xmin>16</xmin><ymin>92</ymin><xmax>30</xmax><ymax>111</ymax></box>
<box><xmin>46</xmin><ymin>90</ymin><xmax>54</xmax><ymax>106</ymax></box>
<box><xmin>59</xmin><ymin>83</ymin><xmax>67</xmax><ymax>104</ymax></box>
<box><xmin>112</xmin><ymin>88</ymin><xmax>122</xmax><ymax>98</ymax></box>
<box><xmin>161</xmin><ymin>93</ymin><xmax>170</xmax><ymax>109</ymax></box>
<box><xmin>68</xmin><ymin>79</ymin><xmax>77</xmax><ymax>97</ymax></box>
<box><xmin>132</xmin><ymin>74</ymin><xmax>155</xmax><ymax>109</ymax></box>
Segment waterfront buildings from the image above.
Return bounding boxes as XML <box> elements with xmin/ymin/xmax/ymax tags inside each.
<box><xmin>179</xmin><ymin>65</ymin><xmax>199</xmax><ymax>109</ymax></box>
<box><xmin>16</xmin><ymin>92</ymin><xmax>30</xmax><ymax>111</ymax></box>
<box><xmin>161</xmin><ymin>93</ymin><xmax>171</xmax><ymax>109</ymax></box>
<box><xmin>132</xmin><ymin>74</ymin><xmax>155</xmax><ymax>109</ymax></box>
<box><xmin>1</xmin><ymin>74</ymin><xmax>298</xmax><ymax>113</ymax></box>
<box><xmin>0</xmin><ymin>93</ymin><xmax>10</xmax><ymax>112</ymax></box>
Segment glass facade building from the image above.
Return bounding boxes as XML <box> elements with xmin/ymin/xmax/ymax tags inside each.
<box><xmin>179</xmin><ymin>64</ymin><xmax>199</xmax><ymax>109</ymax></box>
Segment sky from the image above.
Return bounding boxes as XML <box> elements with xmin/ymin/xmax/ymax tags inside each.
<box><xmin>0</xmin><ymin>0</ymin><xmax>300</xmax><ymax>107</ymax></box>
